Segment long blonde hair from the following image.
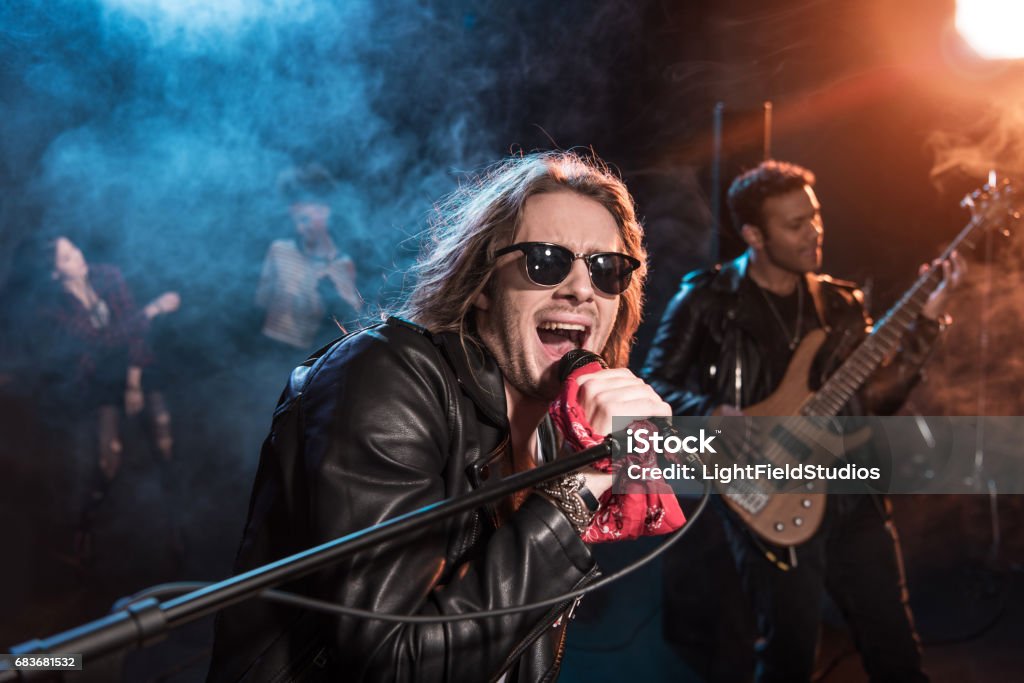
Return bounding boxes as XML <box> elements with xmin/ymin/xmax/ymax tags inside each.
<box><xmin>399</xmin><ymin>151</ymin><xmax>646</xmax><ymax>368</ymax></box>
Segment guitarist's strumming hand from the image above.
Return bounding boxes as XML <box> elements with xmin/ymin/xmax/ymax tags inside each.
<box><xmin>708</xmin><ymin>404</ymin><xmax>766</xmax><ymax>470</ymax></box>
<box><xmin>920</xmin><ymin>250</ymin><xmax>966</xmax><ymax>321</ymax></box>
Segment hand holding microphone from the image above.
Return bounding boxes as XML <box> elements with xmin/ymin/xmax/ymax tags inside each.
<box><xmin>551</xmin><ymin>350</ymin><xmax>670</xmax><ymax>450</ymax></box>
<box><xmin>569</xmin><ymin>358</ymin><xmax>672</xmax><ymax>440</ymax></box>
<box><xmin>548</xmin><ymin>350</ymin><xmax>684</xmax><ymax>543</ymax></box>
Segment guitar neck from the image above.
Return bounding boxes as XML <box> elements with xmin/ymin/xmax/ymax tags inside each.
<box><xmin>801</xmin><ymin>208</ymin><xmax>987</xmax><ymax>417</ymax></box>
<box><xmin>802</xmin><ymin>268</ymin><xmax>942</xmax><ymax>416</ymax></box>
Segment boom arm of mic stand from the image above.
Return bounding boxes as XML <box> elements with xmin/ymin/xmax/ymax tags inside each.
<box><xmin>0</xmin><ymin>437</ymin><xmax>620</xmax><ymax>682</ymax></box>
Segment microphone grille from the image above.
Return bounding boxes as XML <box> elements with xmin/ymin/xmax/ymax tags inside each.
<box><xmin>558</xmin><ymin>349</ymin><xmax>607</xmax><ymax>382</ymax></box>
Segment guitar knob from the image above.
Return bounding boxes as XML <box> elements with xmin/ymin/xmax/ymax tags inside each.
<box><xmin>793</xmin><ymin>517</ymin><xmax>803</xmax><ymax>527</ymax></box>
<box><xmin>774</xmin><ymin>522</ymin><xmax>785</xmax><ymax>532</ymax></box>
<box><xmin>801</xmin><ymin>499</ymin><xmax>812</xmax><ymax>508</ymax></box>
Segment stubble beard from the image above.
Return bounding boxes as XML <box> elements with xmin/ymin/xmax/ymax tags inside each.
<box><xmin>479</xmin><ymin>315</ymin><xmax>556</xmax><ymax>404</ymax></box>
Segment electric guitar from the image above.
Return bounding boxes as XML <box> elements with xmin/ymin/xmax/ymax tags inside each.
<box><xmin>715</xmin><ymin>178</ymin><xmax>1020</xmax><ymax>546</ymax></box>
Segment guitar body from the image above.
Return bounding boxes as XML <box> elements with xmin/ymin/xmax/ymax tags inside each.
<box><xmin>716</xmin><ymin>329</ymin><xmax>865</xmax><ymax>547</ymax></box>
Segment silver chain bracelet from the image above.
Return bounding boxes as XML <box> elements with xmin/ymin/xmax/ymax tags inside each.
<box><xmin>536</xmin><ymin>472</ymin><xmax>595</xmax><ymax>535</ymax></box>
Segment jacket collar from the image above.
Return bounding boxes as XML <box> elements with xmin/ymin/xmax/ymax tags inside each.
<box><xmin>712</xmin><ymin>252</ymin><xmax>828</xmax><ymax>330</ymax></box>
<box><xmin>434</xmin><ymin>329</ymin><xmax>510</xmax><ymax>430</ymax></box>
<box><xmin>709</xmin><ymin>251</ymin><xmax>751</xmax><ymax>292</ymax></box>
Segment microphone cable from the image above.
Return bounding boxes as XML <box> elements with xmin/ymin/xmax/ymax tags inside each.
<box><xmin>114</xmin><ymin>478</ymin><xmax>712</xmax><ymax>624</ymax></box>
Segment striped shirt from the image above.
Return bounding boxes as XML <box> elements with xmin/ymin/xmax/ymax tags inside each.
<box><xmin>256</xmin><ymin>239</ymin><xmax>361</xmax><ymax>349</ymax></box>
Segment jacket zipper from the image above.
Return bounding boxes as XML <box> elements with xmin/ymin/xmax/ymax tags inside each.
<box><xmin>453</xmin><ymin>510</ymin><xmax>481</xmax><ymax>563</ymax></box>
<box><xmin>541</xmin><ymin>594</ymin><xmax>583</xmax><ymax>683</ymax></box>
<box><xmin>490</xmin><ymin>566</ymin><xmax>600</xmax><ymax>683</ymax></box>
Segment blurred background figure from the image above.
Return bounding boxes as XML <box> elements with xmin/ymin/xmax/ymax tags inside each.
<box><xmin>39</xmin><ymin>235</ymin><xmax>182</xmax><ymax>567</ymax></box>
<box><xmin>256</xmin><ymin>163</ymin><xmax>364</xmax><ymax>364</ymax></box>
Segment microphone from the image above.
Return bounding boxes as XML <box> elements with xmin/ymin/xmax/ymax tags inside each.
<box><xmin>558</xmin><ymin>349</ymin><xmax>607</xmax><ymax>382</ymax></box>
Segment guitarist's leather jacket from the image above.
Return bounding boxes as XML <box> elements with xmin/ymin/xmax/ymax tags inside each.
<box><xmin>207</xmin><ymin>318</ymin><xmax>597</xmax><ymax>683</ymax></box>
<box><xmin>643</xmin><ymin>253</ymin><xmax>942</xmax><ymax>418</ymax></box>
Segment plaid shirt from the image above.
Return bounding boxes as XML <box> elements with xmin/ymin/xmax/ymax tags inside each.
<box><xmin>46</xmin><ymin>264</ymin><xmax>153</xmax><ymax>388</ymax></box>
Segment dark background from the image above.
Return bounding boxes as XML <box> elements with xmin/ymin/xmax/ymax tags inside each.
<box><xmin>2</xmin><ymin>0</ymin><xmax>1023</xmax><ymax>680</ymax></box>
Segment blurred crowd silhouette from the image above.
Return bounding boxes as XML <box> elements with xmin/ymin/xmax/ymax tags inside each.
<box><xmin>0</xmin><ymin>164</ymin><xmax>368</xmax><ymax>661</ymax></box>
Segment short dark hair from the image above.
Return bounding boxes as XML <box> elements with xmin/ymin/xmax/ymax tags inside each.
<box><xmin>277</xmin><ymin>162</ymin><xmax>337</xmax><ymax>204</ymax></box>
<box><xmin>726</xmin><ymin>160</ymin><xmax>815</xmax><ymax>230</ymax></box>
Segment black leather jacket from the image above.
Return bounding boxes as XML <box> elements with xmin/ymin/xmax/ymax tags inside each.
<box><xmin>208</xmin><ymin>318</ymin><xmax>597</xmax><ymax>683</ymax></box>
<box><xmin>643</xmin><ymin>253</ymin><xmax>941</xmax><ymax>417</ymax></box>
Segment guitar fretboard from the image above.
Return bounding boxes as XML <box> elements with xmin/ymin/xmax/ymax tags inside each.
<box><xmin>802</xmin><ymin>268</ymin><xmax>942</xmax><ymax>416</ymax></box>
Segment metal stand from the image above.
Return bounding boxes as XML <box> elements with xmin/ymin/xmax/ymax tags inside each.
<box><xmin>0</xmin><ymin>438</ymin><xmax>619</xmax><ymax>682</ymax></box>
<box><xmin>963</xmin><ymin>190</ymin><xmax>1000</xmax><ymax>566</ymax></box>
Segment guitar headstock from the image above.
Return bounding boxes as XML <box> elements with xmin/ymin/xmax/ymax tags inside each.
<box><xmin>960</xmin><ymin>175</ymin><xmax>1022</xmax><ymax>241</ymax></box>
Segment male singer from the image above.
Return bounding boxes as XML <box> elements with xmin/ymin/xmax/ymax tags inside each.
<box><xmin>208</xmin><ymin>151</ymin><xmax>671</xmax><ymax>682</ymax></box>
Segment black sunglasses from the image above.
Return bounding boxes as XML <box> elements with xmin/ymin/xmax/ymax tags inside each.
<box><xmin>494</xmin><ymin>242</ymin><xmax>640</xmax><ymax>295</ymax></box>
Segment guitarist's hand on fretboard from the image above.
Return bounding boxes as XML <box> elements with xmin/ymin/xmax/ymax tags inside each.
<box><xmin>920</xmin><ymin>250</ymin><xmax>966</xmax><ymax>321</ymax></box>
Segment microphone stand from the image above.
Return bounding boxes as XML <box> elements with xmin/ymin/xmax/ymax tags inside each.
<box><xmin>0</xmin><ymin>438</ymin><xmax>620</xmax><ymax>682</ymax></box>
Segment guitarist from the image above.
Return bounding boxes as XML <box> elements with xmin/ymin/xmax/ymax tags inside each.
<box><xmin>644</xmin><ymin>160</ymin><xmax>960</xmax><ymax>682</ymax></box>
